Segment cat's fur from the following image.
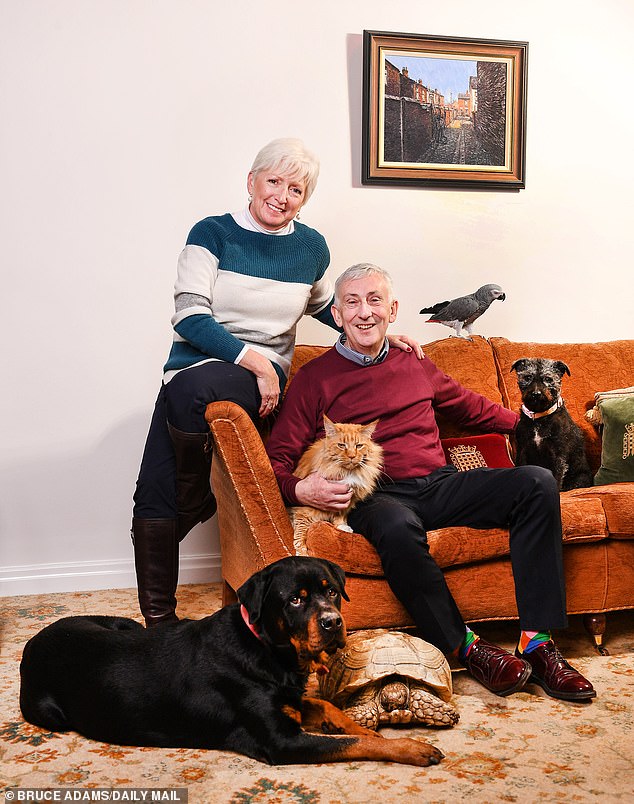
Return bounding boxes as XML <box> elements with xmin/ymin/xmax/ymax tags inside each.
<box><xmin>290</xmin><ymin>416</ymin><xmax>383</xmax><ymax>555</ymax></box>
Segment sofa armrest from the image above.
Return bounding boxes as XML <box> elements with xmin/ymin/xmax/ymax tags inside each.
<box><xmin>205</xmin><ymin>401</ymin><xmax>293</xmax><ymax>594</ymax></box>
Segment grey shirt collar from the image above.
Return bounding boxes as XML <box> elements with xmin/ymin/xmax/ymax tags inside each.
<box><xmin>335</xmin><ymin>333</ymin><xmax>390</xmax><ymax>366</ymax></box>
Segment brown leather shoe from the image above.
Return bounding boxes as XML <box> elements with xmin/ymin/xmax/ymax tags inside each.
<box><xmin>517</xmin><ymin>641</ymin><xmax>596</xmax><ymax>701</ymax></box>
<box><xmin>462</xmin><ymin>639</ymin><xmax>532</xmax><ymax>696</ymax></box>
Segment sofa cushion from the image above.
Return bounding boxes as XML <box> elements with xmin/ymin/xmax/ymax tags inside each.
<box><xmin>490</xmin><ymin>337</ymin><xmax>634</xmax><ymax>473</ymax></box>
<box><xmin>586</xmin><ymin>385</ymin><xmax>634</xmax><ymax>426</ymax></box>
<box><xmin>594</xmin><ymin>395</ymin><xmax>634</xmax><ymax>485</ymax></box>
<box><xmin>563</xmin><ymin>485</ymin><xmax>634</xmax><ymax>538</ymax></box>
<box><xmin>442</xmin><ymin>433</ymin><xmax>514</xmax><ymax>470</ymax></box>
<box><xmin>304</xmin><ymin>492</ymin><xmax>608</xmax><ymax>577</ymax></box>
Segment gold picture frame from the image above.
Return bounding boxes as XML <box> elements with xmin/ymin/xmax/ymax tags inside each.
<box><xmin>362</xmin><ymin>30</ymin><xmax>528</xmax><ymax>189</ymax></box>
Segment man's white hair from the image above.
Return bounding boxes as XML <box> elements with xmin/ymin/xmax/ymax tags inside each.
<box><xmin>334</xmin><ymin>263</ymin><xmax>395</xmax><ymax>305</ymax></box>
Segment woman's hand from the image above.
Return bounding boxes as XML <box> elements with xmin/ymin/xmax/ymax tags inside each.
<box><xmin>387</xmin><ymin>333</ymin><xmax>425</xmax><ymax>360</ymax></box>
<box><xmin>239</xmin><ymin>348</ymin><xmax>281</xmax><ymax>417</ymax></box>
<box><xmin>295</xmin><ymin>473</ymin><xmax>353</xmax><ymax>511</ymax></box>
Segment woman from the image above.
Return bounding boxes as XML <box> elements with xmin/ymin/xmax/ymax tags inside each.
<box><xmin>132</xmin><ymin>137</ymin><xmax>420</xmax><ymax>627</ymax></box>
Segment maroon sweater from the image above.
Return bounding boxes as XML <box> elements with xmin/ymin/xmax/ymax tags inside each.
<box><xmin>266</xmin><ymin>347</ymin><xmax>519</xmax><ymax>505</ymax></box>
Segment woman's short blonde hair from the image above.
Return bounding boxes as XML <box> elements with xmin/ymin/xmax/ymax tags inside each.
<box><xmin>250</xmin><ymin>138</ymin><xmax>320</xmax><ymax>202</ymax></box>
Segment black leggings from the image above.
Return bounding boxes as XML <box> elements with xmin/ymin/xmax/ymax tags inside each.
<box><xmin>132</xmin><ymin>362</ymin><xmax>261</xmax><ymax>519</ymax></box>
<box><xmin>348</xmin><ymin>464</ymin><xmax>567</xmax><ymax>654</ymax></box>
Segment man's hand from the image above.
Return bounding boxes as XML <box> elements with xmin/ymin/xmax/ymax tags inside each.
<box><xmin>295</xmin><ymin>473</ymin><xmax>353</xmax><ymax>510</ymax></box>
<box><xmin>387</xmin><ymin>333</ymin><xmax>425</xmax><ymax>360</ymax></box>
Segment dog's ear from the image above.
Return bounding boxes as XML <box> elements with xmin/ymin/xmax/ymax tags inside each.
<box><xmin>510</xmin><ymin>359</ymin><xmax>530</xmax><ymax>374</ymax></box>
<box><xmin>323</xmin><ymin>559</ymin><xmax>349</xmax><ymax>602</ymax></box>
<box><xmin>553</xmin><ymin>360</ymin><xmax>571</xmax><ymax>377</ymax></box>
<box><xmin>237</xmin><ymin>565</ymin><xmax>275</xmax><ymax>625</ymax></box>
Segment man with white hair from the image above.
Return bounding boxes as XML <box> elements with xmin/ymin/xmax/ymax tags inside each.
<box><xmin>267</xmin><ymin>263</ymin><xmax>595</xmax><ymax>702</ymax></box>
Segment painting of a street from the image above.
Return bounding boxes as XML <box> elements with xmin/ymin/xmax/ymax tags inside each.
<box><xmin>383</xmin><ymin>54</ymin><xmax>508</xmax><ymax>168</ymax></box>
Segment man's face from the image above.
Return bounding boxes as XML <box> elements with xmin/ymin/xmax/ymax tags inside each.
<box><xmin>332</xmin><ymin>274</ymin><xmax>398</xmax><ymax>358</ymax></box>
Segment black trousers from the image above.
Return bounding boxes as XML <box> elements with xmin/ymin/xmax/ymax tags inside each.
<box><xmin>347</xmin><ymin>464</ymin><xmax>567</xmax><ymax>655</ymax></box>
<box><xmin>133</xmin><ymin>362</ymin><xmax>261</xmax><ymax>520</ymax></box>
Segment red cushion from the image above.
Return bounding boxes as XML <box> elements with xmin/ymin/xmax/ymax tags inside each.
<box><xmin>441</xmin><ymin>433</ymin><xmax>514</xmax><ymax>471</ymax></box>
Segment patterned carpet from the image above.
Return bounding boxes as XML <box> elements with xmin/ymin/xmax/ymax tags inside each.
<box><xmin>1</xmin><ymin>585</ymin><xmax>633</xmax><ymax>803</ymax></box>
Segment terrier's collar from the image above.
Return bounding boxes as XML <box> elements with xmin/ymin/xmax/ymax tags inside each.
<box><xmin>240</xmin><ymin>604</ymin><xmax>261</xmax><ymax>641</ymax></box>
<box><xmin>521</xmin><ymin>396</ymin><xmax>564</xmax><ymax>420</ymax></box>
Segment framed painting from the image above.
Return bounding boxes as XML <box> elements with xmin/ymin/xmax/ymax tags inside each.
<box><xmin>362</xmin><ymin>30</ymin><xmax>528</xmax><ymax>189</ymax></box>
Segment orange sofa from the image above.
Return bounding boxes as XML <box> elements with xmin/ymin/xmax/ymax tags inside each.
<box><xmin>205</xmin><ymin>337</ymin><xmax>634</xmax><ymax>651</ymax></box>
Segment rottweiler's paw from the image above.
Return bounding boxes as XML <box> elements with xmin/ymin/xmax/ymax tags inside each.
<box><xmin>389</xmin><ymin>737</ymin><xmax>444</xmax><ymax>767</ymax></box>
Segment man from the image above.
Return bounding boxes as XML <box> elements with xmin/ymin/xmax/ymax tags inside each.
<box><xmin>266</xmin><ymin>263</ymin><xmax>595</xmax><ymax>701</ymax></box>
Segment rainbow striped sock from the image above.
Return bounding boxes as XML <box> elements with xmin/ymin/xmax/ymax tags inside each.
<box><xmin>459</xmin><ymin>627</ymin><xmax>480</xmax><ymax>660</ymax></box>
<box><xmin>518</xmin><ymin>630</ymin><xmax>551</xmax><ymax>654</ymax></box>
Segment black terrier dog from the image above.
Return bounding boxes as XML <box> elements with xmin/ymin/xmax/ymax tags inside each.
<box><xmin>511</xmin><ymin>358</ymin><xmax>593</xmax><ymax>491</ymax></box>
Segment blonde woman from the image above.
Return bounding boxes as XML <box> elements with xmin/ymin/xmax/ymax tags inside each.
<box><xmin>131</xmin><ymin>138</ymin><xmax>420</xmax><ymax>627</ymax></box>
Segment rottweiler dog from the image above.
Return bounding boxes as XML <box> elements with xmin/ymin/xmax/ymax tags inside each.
<box><xmin>20</xmin><ymin>556</ymin><xmax>443</xmax><ymax>767</ymax></box>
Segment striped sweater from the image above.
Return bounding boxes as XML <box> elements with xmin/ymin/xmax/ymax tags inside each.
<box><xmin>163</xmin><ymin>212</ymin><xmax>336</xmax><ymax>384</ymax></box>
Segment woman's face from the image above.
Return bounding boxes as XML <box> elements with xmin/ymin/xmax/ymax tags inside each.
<box><xmin>247</xmin><ymin>170</ymin><xmax>306</xmax><ymax>231</ymax></box>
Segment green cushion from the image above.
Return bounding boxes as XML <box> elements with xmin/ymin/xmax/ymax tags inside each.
<box><xmin>594</xmin><ymin>395</ymin><xmax>634</xmax><ymax>485</ymax></box>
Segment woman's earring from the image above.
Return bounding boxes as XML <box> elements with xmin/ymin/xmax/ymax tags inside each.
<box><xmin>295</xmin><ymin>212</ymin><xmax>301</xmax><ymax>220</ymax></box>
<box><xmin>248</xmin><ymin>195</ymin><xmax>252</xmax><ymax>203</ymax></box>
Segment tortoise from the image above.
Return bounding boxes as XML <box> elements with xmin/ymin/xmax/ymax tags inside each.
<box><xmin>318</xmin><ymin>629</ymin><xmax>459</xmax><ymax>730</ymax></box>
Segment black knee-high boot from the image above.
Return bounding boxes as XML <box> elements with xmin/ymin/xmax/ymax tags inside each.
<box><xmin>167</xmin><ymin>424</ymin><xmax>217</xmax><ymax>542</ymax></box>
<box><xmin>132</xmin><ymin>518</ymin><xmax>179</xmax><ymax>627</ymax></box>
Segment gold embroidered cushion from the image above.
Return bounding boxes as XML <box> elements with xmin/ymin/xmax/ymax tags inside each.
<box><xmin>594</xmin><ymin>395</ymin><xmax>634</xmax><ymax>485</ymax></box>
<box><xmin>441</xmin><ymin>434</ymin><xmax>514</xmax><ymax>471</ymax></box>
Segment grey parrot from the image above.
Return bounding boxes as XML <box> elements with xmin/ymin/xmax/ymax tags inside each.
<box><xmin>419</xmin><ymin>284</ymin><xmax>506</xmax><ymax>339</ymax></box>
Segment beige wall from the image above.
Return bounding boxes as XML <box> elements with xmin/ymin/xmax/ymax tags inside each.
<box><xmin>2</xmin><ymin>0</ymin><xmax>633</xmax><ymax>594</ymax></box>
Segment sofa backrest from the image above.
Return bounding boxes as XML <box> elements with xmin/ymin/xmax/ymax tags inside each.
<box><xmin>414</xmin><ymin>336</ymin><xmax>505</xmax><ymax>438</ymax></box>
<box><xmin>288</xmin><ymin>337</ymin><xmax>633</xmax><ymax>471</ymax></box>
<box><xmin>491</xmin><ymin>337</ymin><xmax>634</xmax><ymax>472</ymax></box>
<box><xmin>286</xmin><ymin>344</ymin><xmax>329</xmax><ymax>389</ymax></box>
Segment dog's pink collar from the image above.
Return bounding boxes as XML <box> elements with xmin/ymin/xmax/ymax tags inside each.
<box><xmin>521</xmin><ymin>396</ymin><xmax>564</xmax><ymax>420</ymax></box>
<box><xmin>240</xmin><ymin>604</ymin><xmax>261</xmax><ymax>641</ymax></box>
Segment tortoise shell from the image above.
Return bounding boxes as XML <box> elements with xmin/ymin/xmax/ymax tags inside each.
<box><xmin>319</xmin><ymin>628</ymin><xmax>453</xmax><ymax>705</ymax></box>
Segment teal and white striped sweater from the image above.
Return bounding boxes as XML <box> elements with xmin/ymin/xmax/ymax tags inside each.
<box><xmin>163</xmin><ymin>210</ymin><xmax>337</xmax><ymax>385</ymax></box>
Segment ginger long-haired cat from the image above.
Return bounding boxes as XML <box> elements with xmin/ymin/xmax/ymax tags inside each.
<box><xmin>290</xmin><ymin>416</ymin><xmax>383</xmax><ymax>555</ymax></box>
